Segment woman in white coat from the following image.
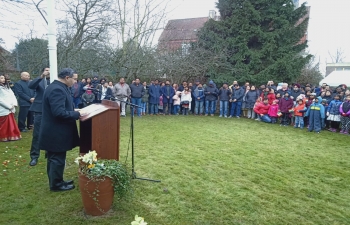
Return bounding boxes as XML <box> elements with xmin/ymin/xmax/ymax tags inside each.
<box><xmin>0</xmin><ymin>74</ymin><xmax>21</xmax><ymax>142</ymax></box>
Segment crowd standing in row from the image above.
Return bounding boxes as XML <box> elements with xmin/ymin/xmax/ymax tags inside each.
<box><xmin>1</xmin><ymin>71</ymin><xmax>350</xmax><ymax>165</ymax></box>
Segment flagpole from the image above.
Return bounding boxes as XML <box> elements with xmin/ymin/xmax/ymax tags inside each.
<box><xmin>47</xmin><ymin>0</ymin><xmax>58</xmax><ymax>82</ymax></box>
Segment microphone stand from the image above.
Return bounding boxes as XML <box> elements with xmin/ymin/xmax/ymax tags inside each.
<box><xmin>111</xmin><ymin>97</ymin><xmax>160</xmax><ymax>183</ymax></box>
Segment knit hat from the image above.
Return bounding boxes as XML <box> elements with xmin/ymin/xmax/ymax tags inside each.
<box><xmin>294</xmin><ymin>84</ymin><xmax>300</xmax><ymax>88</ymax></box>
<box><xmin>209</xmin><ymin>80</ymin><xmax>214</xmax><ymax>85</ymax></box>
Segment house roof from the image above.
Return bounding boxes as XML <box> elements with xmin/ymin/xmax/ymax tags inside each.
<box><xmin>158</xmin><ymin>17</ymin><xmax>209</xmax><ymax>42</ymax></box>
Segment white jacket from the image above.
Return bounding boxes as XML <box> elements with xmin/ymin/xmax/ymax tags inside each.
<box><xmin>0</xmin><ymin>86</ymin><xmax>17</xmax><ymax>116</ymax></box>
<box><xmin>180</xmin><ymin>91</ymin><xmax>192</xmax><ymax>110</ymax></box>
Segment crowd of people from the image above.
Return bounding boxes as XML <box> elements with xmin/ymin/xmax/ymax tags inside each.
<box><xmin>66</xmin><ymin>76</ymin><xmax>350</xmax><ymax>135</ymax></box>
<box><xmin>1</xmin><ymin>72</ymin><xmax>350</xmax><ymax>142</ymax></box>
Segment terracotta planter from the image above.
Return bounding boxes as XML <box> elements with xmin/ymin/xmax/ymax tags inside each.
<box><xmin>79</xmin><ymin>173</ymin><xmax>114</xmax><ymax>216</ymax></box>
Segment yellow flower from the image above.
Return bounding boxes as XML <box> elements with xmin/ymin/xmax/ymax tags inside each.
<box><xmin>87</xmin><ymin>164</ymin><xmax>95</xmax><ymax>169</ymax></box>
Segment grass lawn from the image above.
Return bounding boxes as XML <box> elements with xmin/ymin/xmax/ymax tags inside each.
<box><xmin>1</xmin><ymin>115</ymin><xmax>350</xmax><ymax>224</ymax></box>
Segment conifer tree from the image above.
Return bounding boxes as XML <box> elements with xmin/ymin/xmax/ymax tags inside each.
<box><xmin>197</xmin><ymin>0</ymin><xmax>312</xmax><ymax>84</ymax></box>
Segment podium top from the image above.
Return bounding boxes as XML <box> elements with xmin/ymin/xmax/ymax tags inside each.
<box><xmin>80</xmin><ymin>100</ymin><xmax>119</xmax><ymax>121</ymax></box>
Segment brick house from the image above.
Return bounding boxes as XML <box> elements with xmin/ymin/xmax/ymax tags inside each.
<box><xmin>158</xmin><ymin>7</ymin><xmax>310</xmax><ymax>53</ymax></box>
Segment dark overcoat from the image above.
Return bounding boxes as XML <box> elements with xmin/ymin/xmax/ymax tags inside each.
<box><xmin>15</xmin><ymin>80</ymin><xmax>35</xmax><ymax>107</ymax></box>
<box><xmin>39</xmin><ymin>80</ymin><xmax>80</xmax><ymax>152</ymax></box>
<box><xmin>28</xmin><ymin>76</ymin><xmax>50</xmax><ymax>113</ymax></box>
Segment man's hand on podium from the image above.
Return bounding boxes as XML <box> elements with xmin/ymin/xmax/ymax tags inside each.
<box><xmin>75</xmin><ymin>109</ymin><xmax>88</xmax><ymax>117</ymax></box>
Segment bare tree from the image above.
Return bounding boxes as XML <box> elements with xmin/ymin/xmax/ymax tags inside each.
<box><xmin>328</xmin><ymin>48</ymin><xmax>346</xmax><ymax>63</ymax></box>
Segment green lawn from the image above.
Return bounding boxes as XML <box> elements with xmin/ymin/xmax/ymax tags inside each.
<box><xmin>1</xmin><ymin>116</ymin><xmax>350</xmax><ymax>224</ymax></box>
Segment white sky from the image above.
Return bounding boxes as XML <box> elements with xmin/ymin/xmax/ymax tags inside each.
<box><xmin>1</xmin><ymin>0</ymin><xmax>350</xmax><ymax>74</ymax></box>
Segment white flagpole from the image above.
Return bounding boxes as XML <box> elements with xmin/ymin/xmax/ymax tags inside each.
<box><xmin>47</xmin><ymin>0</ymin><xmax>58</xmax><ymax>82</ymax></box>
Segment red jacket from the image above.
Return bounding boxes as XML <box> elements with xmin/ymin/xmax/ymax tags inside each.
<box><xmin>260</xmin><ymin>92</ymin><xmax>276</xmax><ymax>105</ymax></box>
<box><xmin>254</xmin><ymin>102</ymin><xmax>270</xmax><ymax>115</ymax></box>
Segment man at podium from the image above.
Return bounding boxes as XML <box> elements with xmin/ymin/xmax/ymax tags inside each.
<box><xmin>39</xmin><ymin>68</ymin><xmax>85</xmax><ymax>192</ymax></box>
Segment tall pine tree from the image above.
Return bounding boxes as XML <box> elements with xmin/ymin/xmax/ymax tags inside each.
<box><xmin>197</xmin><ymin>0</ymin><xmax>312</xmax><ymax>84</ymax></box>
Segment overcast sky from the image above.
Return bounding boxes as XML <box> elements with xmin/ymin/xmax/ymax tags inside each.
<box><xmin>1</xmin><ymin>0</ymin><xmax>349</xmax><ymax>74</ymax></box>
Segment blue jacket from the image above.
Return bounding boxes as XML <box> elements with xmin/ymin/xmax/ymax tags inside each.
<box><xmin>70</xmin><ymin>81</ymin><xmax>84</xmax><ymax>98</ymax></box>
<box><xmin>15</xmin><ymin>80</ymin><xmax>35</xmax><ymax>107</ymax></box>
<box><xmin>193</xmin><ymin>87</ymin><xmax>205</xmax><ymax>102</ymax></box>
<box><xmin>231</xmin><ymin>87</ymin><xmax>244</xmax><ymax>102</ymax></box>
<box><xmin>327</xmin><ymin>99</ymin><xmax>342</xmax><ymax>115</ymax></box>
<box><xmin>306</xmin><ymin>97</ymin><xmax>325</xmax><ymax>119</ymax></box>
<box><xmin>28</xmin><ymin>76</ymin><xmax>50</xmax><ymax>113</ymax></box>
<box><xmin>218</xmin><ymin>88</ymin><xmax>231</xmax><ymax>101</ymax></box>
<box><xmin>149</xmin><ymin>84</ymin><xmax>161</xmax><ymax>104</ymax></box>
<box><xmin>161</xmin><ymin>85</ymin><xmax>175</xmax><ymax>103</ymax></box>
<box><xmin>204</xmin><ymin>86</ymin><xmax>218</xmax><ymax>101</ymax></box>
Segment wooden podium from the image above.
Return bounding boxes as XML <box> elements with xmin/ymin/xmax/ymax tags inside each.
<box><xmin>79</xmin><ymin>99</ymin><xmax>120</xmax><ymax>160</ymax></box>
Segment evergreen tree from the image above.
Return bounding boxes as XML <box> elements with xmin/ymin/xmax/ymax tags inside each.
<box><xmin>197</xmin><ymin>0</ymin><xmax>312</xmax><ymax>84</ymax></box>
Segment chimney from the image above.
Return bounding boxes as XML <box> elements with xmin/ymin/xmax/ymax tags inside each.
<box><xmin>209</xmin><ymin>10</ymin><xmax>216</xmax><ymax>19</ymax></box>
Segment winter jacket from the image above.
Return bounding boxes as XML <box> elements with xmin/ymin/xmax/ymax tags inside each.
<box><xmin>260</xmin><ymin>92</ymin><xmax>276</xmax><ymax>105</ymax></box>
<box><xmin>172</xmin><ymin>91</ymin><xmax>181</xmax><ymax>105</ymax></box>
<box><xmin>130</xmin><ymin>83</ymin><xmax>145</xmax><ymax>98</ymax></box>
<box><xmin>0</xmin><ymin>85</ymin><xmax>17</xmax><ymax>116</ymax></box>
<box><xmin>254</xmin><ymin>102</ymin><xmax>270</xmax><ymax>115</ymax></box>
<box><xmin>277</xmin><ymin>88</ymin><xmax>290</xmax><ymax>97</ymax></box>
<box><xmin>306</xmin><ymin>97</ymin><xmax>325</xmax><ymax>119</ymax></box>
<box><xmin>327</xmin><ymin>100</ymin><xmax>342</xmax><ymax>115</ymax></box>
<box><xmin>193</xmin><ymin>87</ymin><xmax>205</xmax><ymax>102</ymax></box>
<box><xmin>279</xmin><ymin>97</ymin><xmax>294</xmax><ymax>113</ymax></box>
<box><xmin>294</xmin><ymin>103</ymin><xmax>307</xmax><ymax>117</ymax></box>
<box><xmin>15</xmin><ymin>80</ymin><xmax>35</xmax><ymax>107</ymax></box>
<box><xmin>142</xmin><ymin>86</ymin><xmax>149</xmax><ymax>102</ymax></box>
<box><xmin>161</xmin><ymin>85</ymin><xmax>175</xmax><ymax>103</ymax></box>
<box><xmin>340</xmin><ymin>101</ymin><xmax>350</xmax><ymax>117</ymax></box>
<box><xmin>290</xmin><ymin>89</ymin><xmax>304</xmax><ymax>100</ymax></box>
<box><xmin>218</xmin><ymin>88</ymin><xmax>231</xmax><ymax>101</ymax></box>
<box><xmin>245</xmin><ymin>90</ymin><xmax>259</xmax><ymax>108</ymax></box>
<box><xmin>268</xmin><ymin>104</ymin><xmax>279</xmax><ymax>117</ymax></box>
<box><xmin>231</xmin><ymin>87</ymin><xmax>244</xmax><ymax>102</ymax></box>
<box><xmin>149</xmin><ymin>84</ymin><xmax>161</xmax><ymax>104</ymax></box>
<box><xmin>204</xmin><ymin>86</ymin><xmax>218</xmax><ymax>101</ymax></box>
<box><xmin>181</xmin><ymin>91</ymin><xmax>192</xmax><ymax>110</ymax></box>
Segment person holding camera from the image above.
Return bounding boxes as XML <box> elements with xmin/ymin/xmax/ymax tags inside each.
<box><xmin>27</xmin><ymin>67</ymin><xmax>50</xmax><ymax>166</ymax></box>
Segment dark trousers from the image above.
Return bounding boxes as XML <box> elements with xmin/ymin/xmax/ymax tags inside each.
<box><xmin>163</xmin><ymin>102</ymin><xmax>171</xmax><ymax>115</ymax></box>
<box><xmin>281</xmin><ymin>112</ymin><xmax>290</xmax><ymax>125</ymax></box>
<box><xmin>30</xmin><ymin>112</ymin><xmax>42</xmax><ymax>159</ymax></box>
<box><xmin>18</xmin><ymin>106</ymin><xmax>33</xmax><ymax>130</ymax></box>
<box><xmin>47</xmin><ymin>151</ymin><xmax>66</xmax><ymax>189</ymax></box>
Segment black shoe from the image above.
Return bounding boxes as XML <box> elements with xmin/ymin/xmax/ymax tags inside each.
<box><xmin>50</xmin><ymin>184</ymin><xmax>75</xmax><ymax>192</ymax></box>
<box><xmin>63</xmin><ymin>180</ymin><xmax>74</xmax><ymax>185</ymax></box>
<box><xmin>20</xmin><ymin>129</ymin><xmax>28</xmax><ymax>132</ymax></box>
<box><xmin>29</xmin><ymin>158</ymin><xmax>38</xmax><ymax>166</ymax></box>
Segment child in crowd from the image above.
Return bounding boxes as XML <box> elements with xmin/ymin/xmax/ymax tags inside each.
<box><xmin>181</xmin><ymin>87</ymin><xmax>192</xmax><ymax>115</ymax></box>
<box><xmin>158</xmin><ymin>95</ymin><xmax>163</xmax><ymax>114</ymax></box>
<box><xmin>275</xmin><ymin>92</ymin><xmax>282</xmax><ymax>102</ymax></box>
<box><xmin>339</xmin><ymin>95</ymin><xmax>350</xmax><ymax>134</ymax></box>
<box><xmin>278</xmin><ymin>92</ymin><xmax>293</xmax><ymax>126</ymax></box>
<box><xmin>242</xmin><ymin>85</ymin><xmax>250</xmax><ymax>117</ymax></box>
<box><xmin>293</xmin><ymin>98</ymin><xmax>307</xmax><ymax>129</ymax></box>
<box><xmin>246</xmin><ymin>85</ymin><xmax>259</xmax><ymax>119</ymax></box>
<box><xmin>306</xmin><ymin>96</ymin><xmax>325</xmax><ymax>133</ymax></box>
<box><xmin>327</xmin><ymin>94</ymin><xmax>342</xmax><ymax>132</ymax></box>
<box><xmin>321</xmin><ymin>99</ymin><xmax>329</xmax><ymax>129</ymax></box>
<box><xmin>172</xmin><ymin>91</ymin><xmax>181</xmax><ymax>115</ymax></box>
<box><xmin>268</xmin><ymin>99</ymin><xmax>279</xmax><ymax>124</ymax></box>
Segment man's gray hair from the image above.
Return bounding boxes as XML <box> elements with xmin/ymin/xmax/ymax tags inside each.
<box><xmin>58</xmin><ymin>68</ymin><xmax>75</xmax><ymax>79</ymax></box>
